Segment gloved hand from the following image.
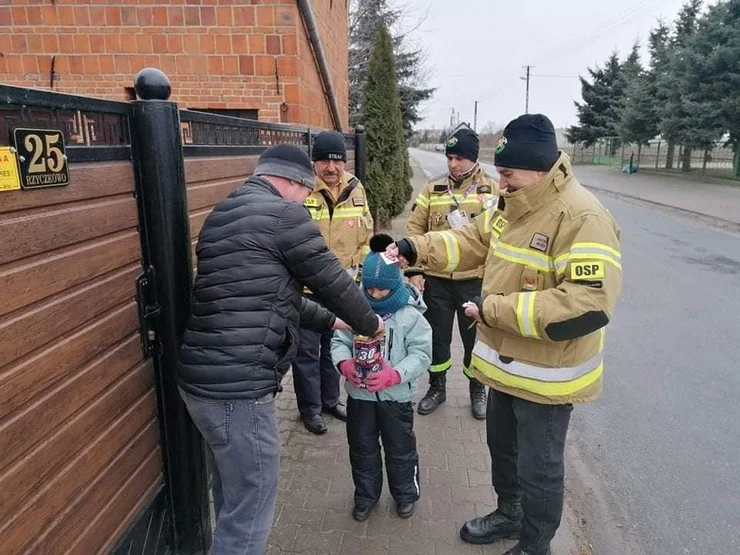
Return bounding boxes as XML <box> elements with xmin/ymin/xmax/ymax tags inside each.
<box><xmin>364</xmin><ymin>360</ymin><xmax>401</xmax><ymax>393</ymax></box>
<box><xmin>338</xmin><ymin>359</ymin><xmax>362</xmax><ymax>388</ymax></box>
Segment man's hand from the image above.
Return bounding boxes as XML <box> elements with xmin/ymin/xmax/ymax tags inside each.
<box><xmin>463</xmin><ymin>301</ymin><xmax>482</xmax><ymax>324</ymax></box>
<box><xmin>374</xmin><ymin>315</ymin><xmax>386</xmax><ymax>336</ymax></box>
<box><xmin>332</xmin><ymin>317</ymin><xmax>351</xmax><ymax>331</ymax></box>
<box><xmin>386</xmin><ymin>244</ymin><xmax>409</xmax><ymax>268</ymax></box>
<box><xmin>409</xmin><ymin>274</ymin><xmax>425</xmax><ymax>292</ymax></box>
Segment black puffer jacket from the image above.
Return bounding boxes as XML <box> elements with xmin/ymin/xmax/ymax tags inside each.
<box><xmin>178</xmin><ymin>177</ymin><xmax>378</xmax><ymax>399</ymax></box>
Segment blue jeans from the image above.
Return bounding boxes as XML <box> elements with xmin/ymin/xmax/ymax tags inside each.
<box><xmin>180</xmin><ymin>388</ymin><xmax>280</xmax><ymax>555</ymax></box>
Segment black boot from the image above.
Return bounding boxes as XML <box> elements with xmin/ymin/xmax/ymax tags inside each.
<box><xmin>469</xmin><ymin>379</ymin><xmax>487</xmax><ymax>421</ymax></box>
<box><xmin>352</xmin><ymin>504</ymin><xmax>374</xmax><ymax>522</ymax></box>
<box><xmin>302</xmin><ymin>414</ymin><xmax>327</xmax><ymax>435</ymax></box>
<box><xmin>503</xmin><ymin>544</ymin><xmax>552</xmax><ymax>555</ymax></box>
<box><xmin>396</xmin><ymin>502</ymin><xmax>415</xmax><ymax>519</ymax></box>
<box><xmin>459</xmin><ymin>501</ymin><xmax>523</xmax><ymax>545</ymax></box>
<box><xmin>417</xmin><ymin>371</ymin><xmax>447</xmax><ymax>415</ymax></box>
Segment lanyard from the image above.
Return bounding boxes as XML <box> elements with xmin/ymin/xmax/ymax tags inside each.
<box><xmin>448</xmin><ymin>179</ymin><xmax>478</xmax><ymax>209</ymax></box>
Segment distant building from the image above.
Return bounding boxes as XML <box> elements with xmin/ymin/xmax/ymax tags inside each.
<box><xmin>448</xmin><ymin>122</ymin><xmax>473</xmax><ymax>138</ymax></box>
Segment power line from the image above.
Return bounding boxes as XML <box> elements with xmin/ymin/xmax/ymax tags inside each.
<box><xmin>529</xmin><ymin>0</ymin><xmax>672</xmax><ymax>65</ymax></box>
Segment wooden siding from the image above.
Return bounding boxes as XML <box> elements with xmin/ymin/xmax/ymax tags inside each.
<box><xmin>0</xmin><ymin>161</ymin><xmax>164</xmax><ymax>553</ymax></box>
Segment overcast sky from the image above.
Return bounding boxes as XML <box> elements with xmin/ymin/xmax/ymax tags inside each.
<box><xmin>408</xmin><ymin>0</ymin><xmax>693</xmax><ymax>132</ymax></box>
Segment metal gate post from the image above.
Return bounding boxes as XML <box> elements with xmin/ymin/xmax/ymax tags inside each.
<box><xmin>130</xmin><ymin>68</ymin><xmax>209</xmax><ymax>554</ymax></box>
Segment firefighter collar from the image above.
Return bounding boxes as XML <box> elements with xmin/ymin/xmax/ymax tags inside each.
<box><xmin>314</xmin><ymin>171</ymin><xmax>352</xmax><ymax>202</ymax></box>
<box><xmin>448</xmin><ymin>163</ymin><xmax>481</xmax><ymax>190</ymax></box>
<box><xmin>502</xmin><ymin>155</ymin><xmax>568</xmax><ymax>221</ymax></box>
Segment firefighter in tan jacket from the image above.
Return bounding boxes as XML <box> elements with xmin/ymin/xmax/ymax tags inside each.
<box><xmin>292</xmin><ymin>131</ymin><xmax>373</xmax><ymax>435</ymax></box>
<box><xmin>389</xmin><ymin>115</ymin><xmax>622</xmax><ymax>555</ymax></box>
<box><xmin>406</xmin><ymin>127</ymin><xmax>499</xmax><ymax>420</ymax></box>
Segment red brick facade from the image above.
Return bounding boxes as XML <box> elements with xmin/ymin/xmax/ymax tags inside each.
<box><xmin>0</xmin><ymin>1</ymin><xmax>350</xmax><ymax>130</ymax></box>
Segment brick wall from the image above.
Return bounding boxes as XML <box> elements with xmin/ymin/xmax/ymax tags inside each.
<box><xmin>0</xmin><ymin>1</ymin><xmax>350</xmax><ymax>130</ymax></box>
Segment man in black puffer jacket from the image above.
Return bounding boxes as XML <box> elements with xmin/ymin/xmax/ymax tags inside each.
<box><xmin>178</xmin><ymin>144</ymin><xmax>382</xmax><ymax>555</ymax></box>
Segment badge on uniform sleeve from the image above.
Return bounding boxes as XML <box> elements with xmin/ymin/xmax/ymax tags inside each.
<box><xmin>305</xmin><ymin>197</ymin><xmax>318</xmax><ymax>207</ymax></box>
<box><xmin>571</xmin><ymin>261</ymin><xmax>605</xmax><ymax>280</ymax></box>
<box><xmin>522</xmin><ymin>275</ymin><xmax>538</xmax><ymax>291</ymax></box>
<box><xmin>529</xmin><ymin>233</ymin><xmax>550</xmax><ymax>253</ymax></box>
<box><xmin>491</xmin><ymin>215</ymin><xmax>508</xmax><ymax>235</ymax></box>
<box><xmin>352</xmin><ymin>197</ymin><xmax>365</xmax><ymax>206</ymax></box>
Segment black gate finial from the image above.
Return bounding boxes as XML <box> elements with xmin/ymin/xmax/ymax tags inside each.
<box><xmin>134</xmin><ymin>68</ymin><xmax>172</xmax><ymax>101</ymax></box>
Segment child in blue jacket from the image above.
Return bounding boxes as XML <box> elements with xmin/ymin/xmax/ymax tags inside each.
<box><xmin>331</xmin><ymin>234</ymin><xmax>432</xmax><ymax>522</ymax></box>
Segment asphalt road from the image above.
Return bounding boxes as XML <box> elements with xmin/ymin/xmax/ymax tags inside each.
<box><xmin>409</xmin><ymin>148</ymin><xmax>740</xmax><ymax>555</ymax></box>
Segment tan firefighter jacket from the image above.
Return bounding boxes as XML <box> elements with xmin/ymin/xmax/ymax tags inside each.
<box><xmin>405</xmin><ymin>165</ymin><xmax>499</xmax><ymax>280</ymax></box>
<box><xmin>304</xmin><ymin>171</ymin><xmax>373</xmax><ymax>272</ymax></box>
<box><xmin>408</xmin><ymin>153</ymin><xmax>622</xmax><ymax>405</ymax></box>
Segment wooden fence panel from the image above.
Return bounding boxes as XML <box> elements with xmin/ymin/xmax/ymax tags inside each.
<box><xmin>0</xmin><ymin>160</ymin><xmax>164</xmax><ymax>554</ymax></box>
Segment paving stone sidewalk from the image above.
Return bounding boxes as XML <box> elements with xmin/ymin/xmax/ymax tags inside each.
<box><xmin>265</xmin><ymin>160</ymin><xmax>581</xmax><ymax>555</ymax></box>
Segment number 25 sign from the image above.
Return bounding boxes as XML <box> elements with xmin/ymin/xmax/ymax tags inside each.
<box><xmin>13</xmin><ymin>128</ymin><xmax>70</xmax><ymax>189</ymax></box>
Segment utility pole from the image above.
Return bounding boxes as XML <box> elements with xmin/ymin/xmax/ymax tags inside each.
<box><xmin>521</xmin><ymin>65</ymin><xmax>533</xmax><ymax>114</ymax></box>
<box><xmin>449</xmin><ymin>107</ymin><xmax>456</xmax><ymax>130</ymax></box>
<box><xmin>473</xmin><ymin>100</ymin><xmax>478</xmax><ymax>132</ymax></box>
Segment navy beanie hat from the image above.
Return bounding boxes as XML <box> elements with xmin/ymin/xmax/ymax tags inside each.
<box><xmin>494</xmin><ymin>114</ymin><xmax>559</xmax><ymax>172</ymax></box>
<box><xmin>445</xmin><ymin>128</ymin><xmax>479</xmax><ymax>162</ymax></box>
<box><xmin>311</xmin><ymin>130</ymin><xmax>347</xmax><ymax>162</ymax></box>
<box><xmin>361</xmin><ymin>235</ymin><xmax>409</xmax><ymax>315</ymax></box>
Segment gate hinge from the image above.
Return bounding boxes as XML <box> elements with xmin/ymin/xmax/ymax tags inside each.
<box><xmin>136</xmin><ymin>265</ymin><xmax>161</xmax><ymax>358</ymax></box>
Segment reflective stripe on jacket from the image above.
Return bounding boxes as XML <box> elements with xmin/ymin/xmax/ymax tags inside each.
<box><xmin>405</xmin><ymin>166</ymin><xmax>499</xmax><ymax>280</ymax></box>
<box><xmin>408</xmin><ymin>153</ymin><xmax>622</xmax><ymax>405</ymax></box>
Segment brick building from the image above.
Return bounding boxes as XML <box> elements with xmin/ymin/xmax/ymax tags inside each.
<box><xmin>0</xmin><ymin>0</ymin><xmax>350</xmax><ymax>129</ymax></box>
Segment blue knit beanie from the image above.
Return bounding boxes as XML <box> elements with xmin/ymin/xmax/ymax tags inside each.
<box><xmin>361</xmin><ymin>234</ymin><xmax>409</xmax><ymax>315</ymax></box>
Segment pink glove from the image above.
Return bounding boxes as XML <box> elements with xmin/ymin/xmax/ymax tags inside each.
<box><xmin>338</xmin><ymin>359</ymin><xmax>362</xmax><ymax>387</ymax></box>
<box><xmin>365</xmin><ymin>360</ymin><xmax>401</xmax><ymax>393</ymax></box>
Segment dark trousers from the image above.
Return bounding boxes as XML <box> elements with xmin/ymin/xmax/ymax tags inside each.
<box><xmin>292</xmin><ymin>325</ymin><xmax>340</xmax><ymax>418</ymax></box>
<box><xmin>179</xmin><ymin>388</ymin><xmax>280</xmax><ymax>555</ymax></box>
<box><xmin>487</xmin><ymin>389</ymin><xmax>573</xmax><ymax>551</ymax></box>
<box><xmin>346</xmin><ymin>397</ymin><xmax>420</xmax><ymax>509</ymax></box>
<box><xmin>423</xmin><ymin>276</ymin><xmax>482</xmax><ymax>376</ymax></box>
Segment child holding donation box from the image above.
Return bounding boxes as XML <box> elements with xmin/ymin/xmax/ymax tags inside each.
<box><xmin>331</xmin><ymin>234</ymin><xmax>432</xmax><ymax>522</ymax></box>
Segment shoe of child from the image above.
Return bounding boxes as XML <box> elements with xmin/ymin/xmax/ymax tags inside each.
<box><xmin>396</xmin><ymin>502</ymin><xmax>415</xmax><ymax>519</ymax></box>
<box><xmin>352</xmin><ymin>505</ymin><xmax>373</xmax><ymax>522</ymax></box>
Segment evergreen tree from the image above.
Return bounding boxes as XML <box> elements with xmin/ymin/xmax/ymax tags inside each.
<box><xmin>349</xmin><ymin>0</ymin><xmax>435</xmax><ymax>138</ymax></box>
<box><xmin>618</xmin><ymin>42</ymin><xmax>659</xmax><ymax>154</ymax></box>
<box><xmin>676</xmin><ymin>0</ymin><xmax>740</xmax><ymax>176</ymax></box>
<box><xmin>620</xmin><ymin>42</ymin><xmax>643</xmax><ymax>86</ymax></box>
<box><xmin>618</xmin><ymin>72</ymin><xmax>659</xmax><ymax>155</ymax></box>
<box><xmin>567</xmin><ymin>52</ymin><xmax>624</xmax><ymax>148</ymax></box>
<box><xmin>363</xmin><ymin>24</ymin><xmax>408</xmax><ymax>227</ymax></box>
<box><xmin>659</xmin><ymin>0</ymin><xmax>703</xmax><ymax>169</ymax></box>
